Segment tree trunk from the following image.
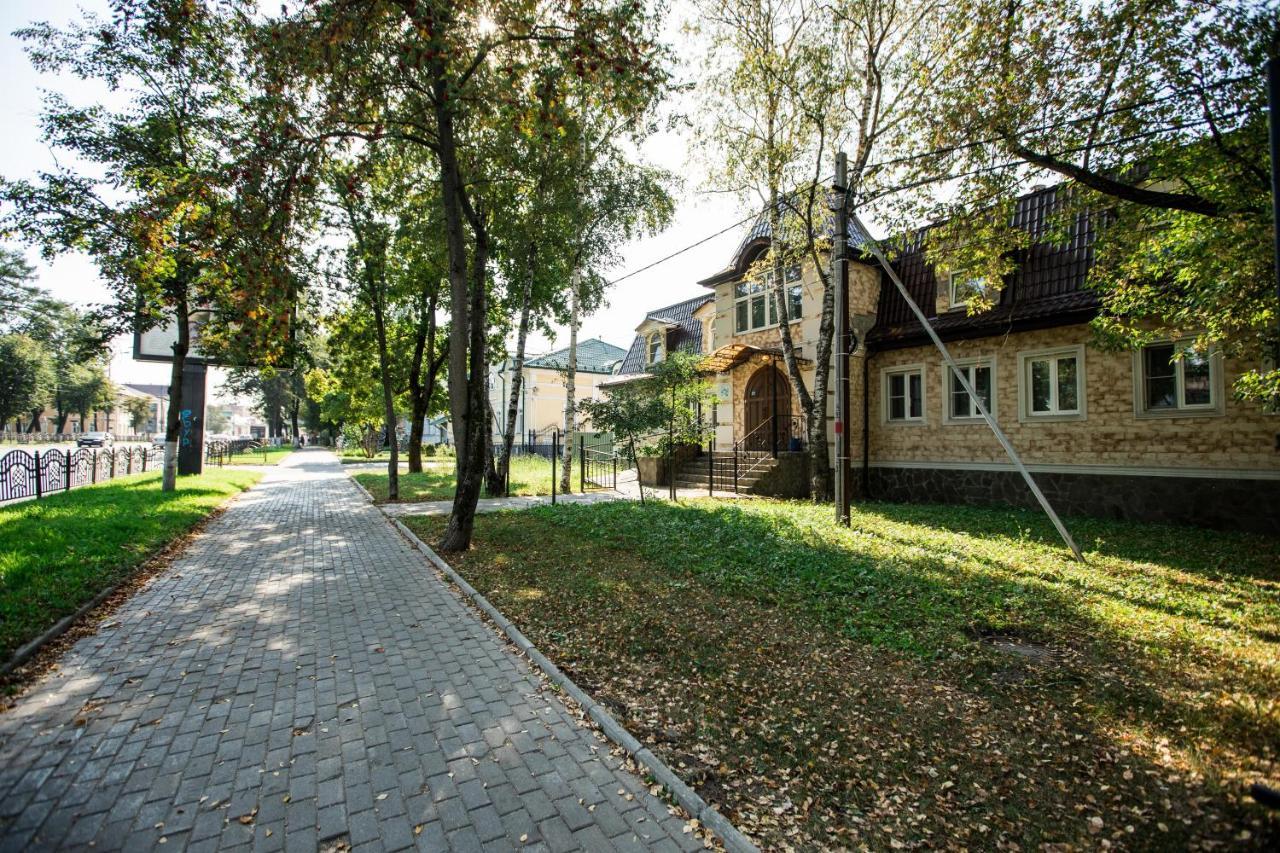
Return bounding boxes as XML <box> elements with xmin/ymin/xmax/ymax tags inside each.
<box><xmin>405</xmin><ymin>296</ymin><xmax>431</xmax><ymax>474</ymax></box>
<box><xmin>373</xmin><ymin>298</ymin><xmax>398</xmax><ymax>501</ymax></box>
<box><xmin>483</xmin><ymin>403</ymin><xmax>503</xmax><ymax>496</ymax></box>
<box><xmin>559</xmin><ymin>270</ymin><xmax>580</xmax><ymax>493</ymax></box>
<box><xmin>434</xmin><ymin>58</ymin><xmax>490</xmax><ymax>552</ymax></box>
<box><xmin>807</xmin><ymin>261</ymin><xmax>836</xmax><ymax>502</ymax></box>
<box><xmin>499</xmin><ymin>241</ymin><xmax>536</xmax><ymax>487</ymax></box>
<box><xmin>162</xmin><ymin>295</ymin><xmax>189</xmax><ymax>492</ymax></box>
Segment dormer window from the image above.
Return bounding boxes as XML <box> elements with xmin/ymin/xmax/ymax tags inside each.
<box><xmin>647</xmin><ymin>331</ymin><xmax>664</xmax><ymax>364</ymax></box>
<box><xmin>948</xmin><ymin>271</ymin><xmax>988</xmax><ymax>309</ymax></box>
<box><xmin>734</xmin><ymin>265</ymin><xmax>802</xmax><ymax>333</ymax></box>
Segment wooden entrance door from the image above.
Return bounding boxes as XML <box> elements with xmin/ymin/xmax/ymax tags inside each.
<box><xmin>743</xmin><ymin>366</ymin><xmax>790</xmax><ymax>452</ymax></box>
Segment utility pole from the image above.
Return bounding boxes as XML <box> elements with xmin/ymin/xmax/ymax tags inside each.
<box><xmin>832</xmin><ymin>151</ymin><xmax>851</xmax><ymax>525</ymax></box>
<box><xmin>1268</xmin><ymin>58</ymin><xmax>1280</xmax><ymax>324</ymax></box>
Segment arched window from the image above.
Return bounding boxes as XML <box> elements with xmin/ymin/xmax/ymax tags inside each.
<box><xmin>648</xmin><ymin>332</ymin><xmax>663</xmax><ymax>364</ymax></box>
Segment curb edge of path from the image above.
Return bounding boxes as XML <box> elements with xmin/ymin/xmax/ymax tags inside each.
<box><xmin>0</xmin><ymin>484</ymin><xmax>251</xmax><ymax>681</ymax></box>
<box><xmin>383</xmin><ymin>512</ymin><xmax>760</xmax><ymax>853</ymax></box>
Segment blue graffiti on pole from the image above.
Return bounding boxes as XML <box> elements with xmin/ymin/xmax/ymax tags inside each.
<box><xmin>179</xmin><ymin>409</ymin><xmax>196</xmax><ymax>447</ymax></box>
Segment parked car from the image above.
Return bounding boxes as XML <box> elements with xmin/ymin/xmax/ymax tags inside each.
<box><xmin>77</xmin><ymin>431</ymin><xmax>113</xmax><ymax>448</ymax></box>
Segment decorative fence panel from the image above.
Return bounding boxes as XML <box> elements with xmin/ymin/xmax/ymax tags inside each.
<box><xmin>0</xmin><ymin>446</ymin><xmax>163</xmax><ymax>505</ymax></box>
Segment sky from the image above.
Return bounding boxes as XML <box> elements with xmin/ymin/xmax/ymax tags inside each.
<box><xmin>0</xmin><ymin>0</ymin><xmax>751</xmax><ymax>400</ymax></box>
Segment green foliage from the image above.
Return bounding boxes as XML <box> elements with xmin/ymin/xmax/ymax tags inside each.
<box><xmin>204</xmin><ymin>406</ymin><xmax>230</xmax><ymax>434</ymax></box>
<box><xmin>124</xmin><ymin>396</ymin><xmax>154</xmax><ymax>434</ymax></box>
<box><xmin>0</xmin><ymin>334</ymin><xmax>55</xmax><ymax>426</ymax></box>
<box><xmin>0</xmin><ymin>248</ymin><xmax>39</xmax><ymax>322</ymax></box>
<box><xmin>579</xmin><ymin>351</ymin><xmax>715</xmax><ymax>460</ymax></box>
<box><xmin>1</xmin><ymin>0</ymin><xmax>306</xmax><ymax>371</ymax></box>
<box><xmin>890</xmin><ymin>0</ymin><xmax>1275</xmax><ymax>403</ymax></box>
<box><xmin>0</xmin><ymin>468</ymin><xmax>259</xmax><ymax>661</ymax></box>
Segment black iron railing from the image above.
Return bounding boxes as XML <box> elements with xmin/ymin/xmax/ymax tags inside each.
<box><xmin>579</xmin><ymin>435</ymin><xmax>617</xmax><ymax>492</ymax></box>
<box><xmin>0</xmin><ymin>446</ymin><xmax>162</xmax><ymax>504</ymax></box>
<box><xmin>710</xmin><ymin>415</ymin><xmax>807</xmax><ymax>494</ymax></box>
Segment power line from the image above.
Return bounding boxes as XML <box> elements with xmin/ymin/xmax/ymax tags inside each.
<box><xmin>604</xmin><ymin>104</ymin><xmax>1259</xmax><ymax>287</ymax></box>
<box><xmin>604</xmin><ymin>174</ymin><xmax>833</xmax><ymax>287</ymax></box>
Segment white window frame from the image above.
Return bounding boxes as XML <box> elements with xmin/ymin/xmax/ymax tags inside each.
<box><xmin>881</xmin><ymin>364</ymin><xmax>926</xmax><ymax>425</ymax></box>
<box><xmin>1017</xmin><ymin>345</ymin><xmax>1087</xmax><ymax>423</ymax></box>
<box><xmin>734</xmin><ymin>265</ymin><xmax>803</xmax><ymax>334</ymax></box>
<box><xmin>647</xmin><ymin>331</ymin><xmax>664</xmax><ymax>365</ymax></box>
<box><xmin>948</xmin><ymin>271</ymin><xmax>988</xmax><ymax>310</ymax></box>
<box><xmin>941</xmin><ymin>356</ymin><xmax>996</xmax><ymax>425</ymax></box>
<box><xmin>1133</xmin><ymin>339</ymin><xmax>1224</xmax><ymax>418</ymax></box>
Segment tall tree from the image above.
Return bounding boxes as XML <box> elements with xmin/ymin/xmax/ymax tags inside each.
<box><xmin>891</xmin><ymin>0</ymin><xmax>1276</xmax><ymax>403</ymax></box>
<box><xmin>0</xmin><ymin>249</ymin><xmax>41</xmax><ymax>322</ymax></box>
<box><xmin>3</xmin><ymin>0</ymin><xmax>306</xmax><ymax>490</ymax></box>
<box><xmin>125</xmin><ymin>395</ymin><xmax>154</xmax><ymax>434</ymax></box>
<box><xmin>294</xmin><ymin>0</ymin><xmax>671</xmax><ymax>550</ymax></box>
<box><xmin>0</xmin><ymin>335</ymin><xmax>55</xmax><ymax>431</ymax></box>
<box><xmin>694</xmin><ymin>0</ymin><xmax>939</xmax><ymax>500</ymax></box>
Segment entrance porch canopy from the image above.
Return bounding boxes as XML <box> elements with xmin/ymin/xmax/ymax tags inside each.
<box><xmin>699</xmin><ymin>343</ymin><xmax>811</xmax><ymax>374</ymax></box>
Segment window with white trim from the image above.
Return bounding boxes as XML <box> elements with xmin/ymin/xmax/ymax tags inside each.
<box><xmin>734</xmin><ymin>265</ymin><xmax>802</xmax><ymax>333</ymax></box>
<box><xmin>1021</xmin><ymin>347</ymin><xmax>1084</xmax><ymax>419</ymax></box>
<box><xmin>944</xmin><ymin>358</ymin><xmax>994</xmax><ymax>422</ymax></box>
<box><xmin>647</xmin><ymin>332</ymin><xmax>663</xmax><ymax>364</ymax></box>
<box><xmin>948</xmin><ymin>271</ymin><xmax>988</xmax><ymax>309</ymax></box>
<box><xmin>883</xmin><ymin>366</ymin><xmax>924</xmax><ymax>422</ymax></box>
<box><xmin>1138</xmin><ymin>341</ymin><xmax>1217</xmax><ymax>414</ymax></box>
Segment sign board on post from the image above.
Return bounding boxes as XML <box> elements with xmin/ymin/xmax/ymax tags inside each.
<box><xmin>133</xmin><ymin>310</ymin><xmax>214</xmax><ymax>476</ymax></box>
<box><xmin>132</xmin><ymin>310</ymin><xmax>212</xmax><ymax>364</ymax></box>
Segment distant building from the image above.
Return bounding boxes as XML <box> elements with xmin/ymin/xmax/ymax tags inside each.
<box><xmin>488</xmin><ymin>338</ymin><xmax>627</xmax><ymax>442</ymax></box>
<box><xmin>121</xmin><ymin>384</ymin><xmax>170</xmax><ymax>434</ymax></box>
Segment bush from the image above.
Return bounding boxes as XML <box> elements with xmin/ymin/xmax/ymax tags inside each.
<box><xmin>424</xmin><ymin>443</ymin><xmax>437</xmax><ymax>457</ymax></box>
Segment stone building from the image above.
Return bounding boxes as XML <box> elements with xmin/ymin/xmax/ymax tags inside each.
<box><xmin>616</xmin><ymin>185</ymin><xmax>1279</xmax><ymax>531</ymax></box>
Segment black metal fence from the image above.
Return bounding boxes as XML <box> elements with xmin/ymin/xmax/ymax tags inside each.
<box><xmin>579</xmin><ymin>435</ymin><xmax>617</xmax><ymax>491</ymax></box>
<box><xmin>0</xmin><ymin>432</ymin><xmax>152</xmax><ymax>445</ymax></box>
<box><xmin>0</xmin><ymin>446</ymin><xmax>163</xmax><ymax>504</ymax></box>
<box><xmin>205</xmin><ymin>438</ymin><xmax>266</xmax><ymax>466</ymax></box>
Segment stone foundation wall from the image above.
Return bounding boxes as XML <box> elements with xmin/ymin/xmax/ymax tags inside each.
<box><xmin>750</xmin><ymin>451</ymin><xmax>810</xmax><ymax>498</ymax></box>
<box><xmin>867</xmin><ymin>465</ymin><xmax>1280</xmax><ymax>533</ymax></box>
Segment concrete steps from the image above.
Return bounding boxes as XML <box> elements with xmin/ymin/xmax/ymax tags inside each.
<box><xmin>673</xmin><ymin>451</ymin><xmax>778</xmax><ymax>492</ymax></box>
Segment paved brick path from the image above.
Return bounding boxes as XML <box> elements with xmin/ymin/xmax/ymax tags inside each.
<box><xmin>0</xmin><ymin>450</ymin><xmax>699</xmax><ymax>852</ymax></box>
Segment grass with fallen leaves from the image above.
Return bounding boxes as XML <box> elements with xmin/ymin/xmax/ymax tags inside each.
<box><xmin>354</xmin><ymin>454</ymin><xmax>579</xmax><ymax>503</ymax></box>
<box><xmin>0</xmin><ymin>469</ymin><xmax>260</xmax><ymax>662</ymax></box>
<box><xmin>406</xmin><ymin>498</ymin><xmax>1280</xmax><ymax>850</ymax></box>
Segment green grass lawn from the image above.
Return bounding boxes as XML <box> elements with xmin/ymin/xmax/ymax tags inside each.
<box><xmin>354</xmin><ymin>454</ymin><xmax>578</xmax><ymax>502</ymax></box>
<box><xmin>220</xmin><ymin>445</ymin><xmax>294</xmax><ymax>466</ymax></box>
<box><xmin>0</xmin><ymin>469</ymin><xmax>260</xmax><ymax>663</ymax></box>
<box><xmin>406</xmin><ymin>499</ymin><xmax>1280</xmax><ymax>849</ymax></box>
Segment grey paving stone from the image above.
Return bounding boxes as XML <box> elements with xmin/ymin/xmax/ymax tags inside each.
<box><xmin>0</xmin><ymin>451</ymin><xmax>694</xmax><ymax>851</ymax></box>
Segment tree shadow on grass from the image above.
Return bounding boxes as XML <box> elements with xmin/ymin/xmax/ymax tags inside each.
<box><xmin>517</xmin><ymin>499</ymin><xmax>1279</xmax><ymax>783</ymax></box>
<box><xmin>454</xmin><ymin>503</ymin><xmax>1279</xmax><ymax>848</ymax></box>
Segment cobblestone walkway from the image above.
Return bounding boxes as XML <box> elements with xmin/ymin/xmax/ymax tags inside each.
<box><xmin>0</xmin><ymin>450</ymin><xmax>698</xmax><ymax>852</ymax></box>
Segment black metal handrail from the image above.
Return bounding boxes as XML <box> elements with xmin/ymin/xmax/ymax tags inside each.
<box><xmin>717</xmin><ymin>414</ymin><xmax>808</xmax><ymax>493</ymax></box>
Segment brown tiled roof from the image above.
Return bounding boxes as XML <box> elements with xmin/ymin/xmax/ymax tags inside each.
<box><xmin>868</xmin><ymin>185</ymin><xmax>1103</xmax><ymax>348</ymax></box>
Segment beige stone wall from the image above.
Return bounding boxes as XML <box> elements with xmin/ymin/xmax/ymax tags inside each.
<box><xmin>868</xmin><ymin>324</ymin><xmax>1279</xmax><ymax>471</ymax></box>
<box><xmin>707</xmin><ymin>252</ymin><xmax>875</xmax><ymax>454</ymax></box>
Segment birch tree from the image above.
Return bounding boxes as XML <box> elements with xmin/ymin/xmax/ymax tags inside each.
<box><xmin>694</xmin><ymin>0</ymin><xmax>939</xmax><ymax>500</ymax></box>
